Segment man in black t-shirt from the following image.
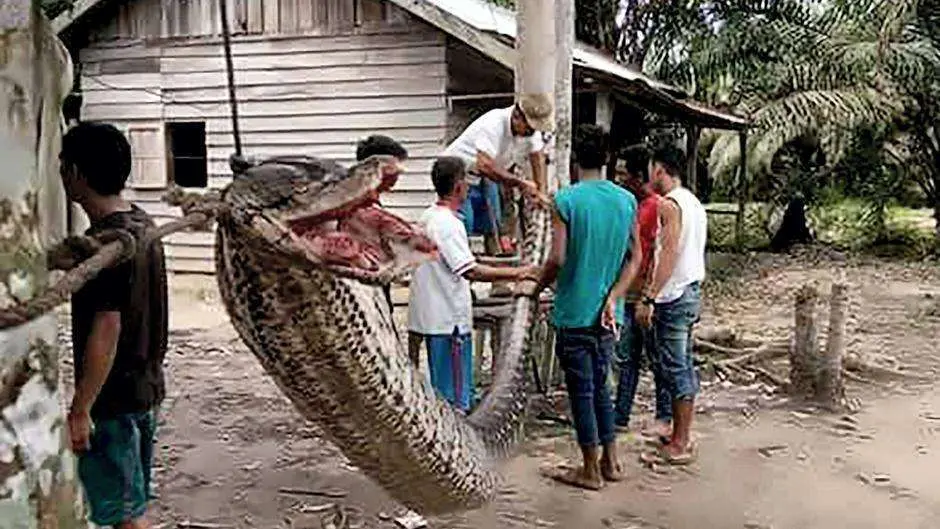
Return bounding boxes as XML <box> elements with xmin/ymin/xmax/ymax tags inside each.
<box><xmin>353</xmin><ymin>135</ymin><xmax>425</xmax><ymax>366</ymax></box>
<box><xmin>60</xmin><ymin>122</ymin><xmax>168</xmax><ymax>529</ymax></box>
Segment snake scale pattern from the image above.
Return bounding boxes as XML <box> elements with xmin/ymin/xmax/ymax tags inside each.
<box><xmin>212</xmin><ymin>155</ymin><xmax>552</xmax><ymax>515</ymax></box>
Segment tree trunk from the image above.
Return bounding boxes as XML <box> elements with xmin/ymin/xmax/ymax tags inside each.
<box><xmin>933</xmin><ymin>192</ymin><xmax>940</xmax><ymax>242</ymax></box>
<box><xmin>0</xmin><ymin>4</ymin><xmax>87</xmax><ymax>527</ymax></box>
<box><xmin>554</xmin><ymin>0</ymin><xmax>574</xmax><ymax>190</ymax></box>
<box><xmin>817</xmin><ymin>283</ymin><xmax>847</xmax><ymax>409</ymax></box>
<box><xmin>790</xmin><ymin>284</ymin><xmax>819</xmax><ymax>399</ymax></box>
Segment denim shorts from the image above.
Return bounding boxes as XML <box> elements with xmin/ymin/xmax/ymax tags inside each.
<box><xmin>78</xmin><ymin>409</ymin><xmax>157</xmax><ymax>526</ymax></box>
<box><xmin>652</xmin><ymin>282</ymin><xmax>702</xmax><ymax>401</ymax></box>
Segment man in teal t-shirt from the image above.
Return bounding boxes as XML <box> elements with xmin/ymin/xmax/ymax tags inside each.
<box><xmin>524</xmin><ymin>124</ymin><xmax>643</xmax><ymax>490</ymax></box>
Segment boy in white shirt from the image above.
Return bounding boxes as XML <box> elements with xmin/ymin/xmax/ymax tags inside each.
<box><xmin>407</xmin><ymin>156</ymin><xmax>539</xmax><ymax>412</ymax></box>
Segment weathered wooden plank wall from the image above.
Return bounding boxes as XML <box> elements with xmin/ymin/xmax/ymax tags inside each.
<box><xmin>76</xmin><ymin>0</ymin><xmax>448</xmax><ymax>273</ymax></box>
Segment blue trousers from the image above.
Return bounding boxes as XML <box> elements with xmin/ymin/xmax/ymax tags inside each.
<box><xmin>614</xmin><ymin>304</ymin><xmax>673</xmax><ymax>427</ymax></box>
<box><xmin>459</xmin><ymin>179</ymin><xmax>501</xmax><ymax>235</ymax></box>
<box><xmin>653</xmin><ymin>282</ymin><xmax>702</xmax><ymax>401</ymax></box>
<box><xmin>425</xmin><ymin>330</ymin><xmax>474</xmax><ymax>412</ymax></box>
<box><xmin>555</xmin><ymin>326</ymin><xmax>616</xmax><ymax>448</ymax></box>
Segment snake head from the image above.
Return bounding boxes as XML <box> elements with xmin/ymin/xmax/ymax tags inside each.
<box><xmin>222</xmin><ymin>154</ymin><xmax>438</xmax><ymax>285</ymax></box>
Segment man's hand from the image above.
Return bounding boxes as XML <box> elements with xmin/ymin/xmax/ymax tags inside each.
<box><xmin>514</xmin><ymin>279</ymin><xmax>540</xmax><ymax>298</ymax></box>
<box><xmin>601</xmin><ymin>297</ymin><xmax>619</xmax><ymax>340</ymax></box>
<box><xmin>636</xmin><ymin>301</ymin><xmax>654</xmax><ymax>329</ymax></box>
<box><xmin>516</xmin><ymin>264</ymin><xmax>541</xmax><ymax>282</ymax></box>
<box><xmin>519</xmin><ymin>180</ymin><xmax>551</xmax><ymax>209</ymax></box>
<box><xmin>67</xmin><ymin>407</ymin><xmax>92</xmax><ymax>453</ymax></box>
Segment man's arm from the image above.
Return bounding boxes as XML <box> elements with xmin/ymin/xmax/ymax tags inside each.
<box><xmin>476</xmin><ymin>150</ymin><xmax>529</xmax><ymax>188</ymax></box>
<box><xmin>644</xmin><ymin>199</ymin><xmax>682</xmax><ymax>300</ymax></box>
<box><xmin>68</xmin><ymin>310</ymin><xmax>121</xmax><ymax>452</ymax></box>
<box><xmin>464</xmin><ymin>263</ymin><xmax>536</xmax><ymax>283</ymax></box>
<box><xmin>72</xmin><ymin>312</ymin><xmax>120</xmax><ymax>414</ymax></box>
<box><xmin>534</xmin><ymin>206</ymin><xmax>567</xmax><ymax>292</ymax></box>
<box><xmin>607</xmin><ymin>221</ymin><xmax>644</xmax><ymax>302</ymax></box>
<box><xmin>529</xmin><ymin>150</ymin><xmax>547</xmax><ymax>194</ymax></box>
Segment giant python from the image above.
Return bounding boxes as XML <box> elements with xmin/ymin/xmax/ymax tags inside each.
<box><xmin>213</xmin><ymin>153</ymin><xmax>551</xmax><ymax>515</ymax></box>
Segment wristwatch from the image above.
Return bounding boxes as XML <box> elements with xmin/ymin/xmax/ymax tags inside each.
<box><xmin>641</xmin><ymin>295</ymin><xmax>656</xmax><ymax>306</ymax></box>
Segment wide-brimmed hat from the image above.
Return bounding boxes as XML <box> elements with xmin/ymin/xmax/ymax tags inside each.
<box><xmin>517</xmin><ymin>93</ymin><xmax>555</xmax><ymax>133</ymax></box>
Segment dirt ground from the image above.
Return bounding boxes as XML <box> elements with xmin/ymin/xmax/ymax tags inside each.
<box><xmin>57</xmin><ymin>251</ymin><xmax>940</xmax><ymax>529</ymax></box>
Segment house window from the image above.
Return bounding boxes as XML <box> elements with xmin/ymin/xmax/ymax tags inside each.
<box><xmin>167</xmin><ymin>122</ymin><xmax>207</xmax><ymax>188</ymax></box>
<box><xmin>127</xmin><ymin>125</ymin><xmax>166</xmax><ymax>189</ymax></box>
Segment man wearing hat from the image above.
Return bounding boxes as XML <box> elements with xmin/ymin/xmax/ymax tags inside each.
<box><xmin>442</xmin><ymin>93</ymin><xmax>553</xmax><ymax>254</ymax></box>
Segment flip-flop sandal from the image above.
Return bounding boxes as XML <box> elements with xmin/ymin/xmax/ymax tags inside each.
<box><xmin>539</xmin><ymin>465</ymin><xmax>604</xmax><ymax>491</ymax></box>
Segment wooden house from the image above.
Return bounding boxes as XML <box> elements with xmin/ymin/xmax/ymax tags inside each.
<box><xmin>54</xmin><ymin>0</ymin><xmax>746</xmax><ymax>273</ymax></box>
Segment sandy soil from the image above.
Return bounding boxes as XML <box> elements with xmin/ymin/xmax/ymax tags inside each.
<box><xmin>57</xmin><ymin>252</ymin><xmax>940</xmax><ymax>529</ymax></box>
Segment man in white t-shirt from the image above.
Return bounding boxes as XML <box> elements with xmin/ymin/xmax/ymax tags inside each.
<box><xmin>407</xmin><ymin>156</ymin><xmax>539</xmax><ymax>412</ymax></box>
<box><xmin>442</xmin><ymin>94</ymin><xmax>553</xmax><ymax>254</ymax></box>
<box><xmin>630</xmin><ymin>145</ymin><xmax>707</xmax><ymax>466</ymax></box>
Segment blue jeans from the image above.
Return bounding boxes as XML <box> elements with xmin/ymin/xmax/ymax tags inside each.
<box><xmin>555</xmin><ymin>326</ymin><xmax>616</xmax><ymax>448</ymax></box>
<box><xmin>614</xmin><ymin>304</ymin><xmax>673</xmax><ymax>427</ymax></box>
<box><xmin>653</xmin><ymin>282</ymin><xmax>702</xmax><ymax>401</ymax></box>
<box><xmin>425</xmin><ymin>329</ymin><xmax>474</xmax><ymax>412</ymax></box>
<box><xmin>78</xmin><ymin>409</ymin><xmax>157</xmax><ymax>526</ymax></box>
<box><xmin>459</xmin><ymin>178</ymin><xmax>501</xmax><ymax>235</ymax></box>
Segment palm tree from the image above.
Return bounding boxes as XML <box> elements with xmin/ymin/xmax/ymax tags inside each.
<box><xmin>625</xmin><ymin>0</ymin><xmax>940</xmax><ymax>237</ymax></box>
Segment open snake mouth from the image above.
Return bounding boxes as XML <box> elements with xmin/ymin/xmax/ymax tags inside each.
<box><xmin>230</xmin><ymin>154</ymin><xmax>438</xmax><ymax>284</ymax></box>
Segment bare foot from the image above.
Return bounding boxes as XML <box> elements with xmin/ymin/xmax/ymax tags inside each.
<box><xmin>541</xmin><ymin>465</ymin><xmax>604</xmax><ymax>491</ymax></box>
<box><xmin>601</xmin><ymin>457</ymin><xmax>626</xmax><ymax>482</ymax></box>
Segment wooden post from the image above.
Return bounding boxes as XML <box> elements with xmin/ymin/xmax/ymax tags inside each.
<box><xmin>735</xmin><ymin>131</ymin><xmax>748</xmax><ymax>251</ymax></box>
<box><xmin>818</xmin><ymin>283</ymin><xmax>847</xmax><ymax>408</ymax></box>
<box><xmin>0</xmin><ymin>4</ymin><xmax>87</xmax><ymax>526</ymax></box>
<box><xmin>685</xmin><ymin>125</ymin><xmax>701</xmax><ymax>195</ymax></box>
<box><xmin>790</xmin><ymin>284</ymin><xmax>819</xmax><ymax>399</ymax></box>
<box><xmin>554</xmin><ymin>0</ymin><xmax>574</xmax><ymax>189</ymax></box>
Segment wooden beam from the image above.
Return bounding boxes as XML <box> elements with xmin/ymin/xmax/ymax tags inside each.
<box><xmin>735</xmin><ymin>130</ymin><xmax>748</xmax><ymax>251</ymax></box>
<box><xmin>685</xmin><ymin>124</ymin><xmax>701</xmax><ymax>195</ymax></box>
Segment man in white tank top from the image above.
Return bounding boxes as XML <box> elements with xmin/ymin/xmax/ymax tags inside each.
<box><xmin>636</xmin><ymin>145</ymin><xmax>707</xmax><ymax>464</ymax></box>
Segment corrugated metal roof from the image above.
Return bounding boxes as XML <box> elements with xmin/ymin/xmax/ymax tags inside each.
<box><xmin>391</xmin><ymin>0</ymin><xmax>746</xmax><ymax>129</ymax></box>
<box><xmin>418</xmin><ymin>0</ymin><xmax>684</xmax><ymax>96</ymax></box>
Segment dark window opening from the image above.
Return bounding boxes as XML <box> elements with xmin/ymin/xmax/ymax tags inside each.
<box><xmin>167</xmin><ymin>122</ymin><xmax>207</xmax><ymax>188</ymax></box>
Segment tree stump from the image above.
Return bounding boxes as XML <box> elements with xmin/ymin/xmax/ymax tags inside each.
<box><xmin>818</xmin><ymin>283</ymin><xmax>847</xmax><ymax>408</ymax></box>
<box><xmin>790</xmin><ymin>284</ymin><xmax>820</xmax><ymax>399</ymax></box>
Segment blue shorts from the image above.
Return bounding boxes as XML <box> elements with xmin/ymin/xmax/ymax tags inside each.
<box><xmin>459</xmin><ymin>179</ymin><xmax>501</xmax><ymax>236</ymax></box>
<box><xmin>425</xmin><ymin>330</ymin><xmax>474</xmax><ymax>412</ymax></box>
<box><xmin>652</xmin><ymin>283</ymin><xmax>702</xmax><ymax>401</ymax></box>
<box><xmin>78</xmin><ymin>409</ymin><xmax>157</xmax><ymax>526</ymax></box>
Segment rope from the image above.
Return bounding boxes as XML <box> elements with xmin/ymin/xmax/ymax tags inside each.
<box><xmin>0</xmin><ymin>190</ymin><xmax>223</xmax><ymax>332</ymax></box>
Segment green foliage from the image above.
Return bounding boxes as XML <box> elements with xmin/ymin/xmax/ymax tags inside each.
<box><xmin>39</xmin><ymin>0</ymin><xmax>73</xmax><ymax>19</ymax></box>
<box><xmin>627</xmin><ymin>0</ymin><xmax>940</xmax><ymax>242</ymax></box>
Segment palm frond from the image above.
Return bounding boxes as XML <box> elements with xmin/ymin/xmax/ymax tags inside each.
<box><xmin>709</xmin><ymin>88</ymin><xmax>902</xmax><ymax>181</ymax></box>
